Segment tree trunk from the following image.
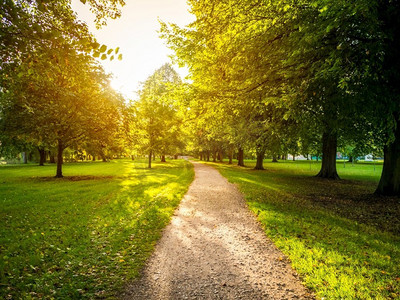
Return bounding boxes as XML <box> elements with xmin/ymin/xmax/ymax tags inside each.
<box><xmin>237</xmin><ymin>147</ymin><xmax>245</xmax><ymax>167</ymax></box>
<box><xmin>38</xmin><ymin>148</ymin><xmax>46</xmax><ymax>166</ymax></box>
<box><xmin>55</xmin><ymin>140</ymin><xmax>64</xmax><ymax>178</ymax></box>
<box><xmin>206</xmin><ymin>151</ymin><xmax>210</xmax><ymax>161</ymax></box>
<box><xmin>213</xmin><ymin>151</ymin><xmax>217</xmax><ymax>162</ymax></box>
<box><xmin>49</xmin><ymin>151</ymin><xmax>55</xmax><ymax>163</ymax></box>
<box><xmin>174</xmin><ymin>154</ymin><xmax>178</xmax><ymax>159</ymax></box>
<box><xmin>161</xmin><ymin>155</ymin><xmax>166</xmax><ymax>162</ymax></box>
<box><xmin>316</xmin><ymin>131</ymin><xmax>339</xmax><ymax>179</ymax></box>
<box><xmin>254</xmin><ymin>150</ymin><xmax>265</xmax><ymax>170</ymax></box>
<box><xmin>199</xmin><ymin>153</ymin><xmax>203</xmax><ymax>160</ymax></box>
<box><xmin>375</xmin><ymin>120</ymin><xmax>400</xmax><ymax>196</ymax></box>
<box><xmin>22</xmin><ymin>152</ymin><xmax>27</xmax><ymax>164</ymax></box>
<box><xmin>293</xmin><ymin>154</ymin><xmax>296</xmax><ymax>161</ymax></box>
<box><xmin>148</xmin><ymin>150</ymin><xmax>152</xmax><ymax>168</ymax></box>
<box><xmin>153</xmin><ymin>152</ymin><xmax>156</xmax><ymax>161</ymax></box>
<box><xmin>348</xmin><ymin>156</ymin><xmax>353</xmax><ymax>163</ymax></box>
<box><xmin>228</xmin><ymin>150</ymin><xmax>233</xmax><ymax>164</ymax></box>
<box><xmin>272</xmin><ymin>155</ymin><xmax>278</xmax><ymax>162</ymax></box>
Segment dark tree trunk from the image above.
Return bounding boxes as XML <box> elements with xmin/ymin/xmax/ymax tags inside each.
<box><xmin>316</xmin><ymin>131</ymin><xmax>339</xmax><ymax>179</ymax></box>
<box><xmin>228</xmin><ymin>150</ymin><xmax>233</xmax><ymax>164</ymax></box>
<box><xmin>277</xmin><ymin>154</ymin><xmax>281</xmax><ymax>160</ymax></box>
<box><xmin>38</xmin><ymin>148</ymin><xmax>46</xmax><ymax>166</ymax></box>
<box><xmin>148</xmin><ymin>150</ymin><xmax>152</xmax><ymax>168</ymax></box>
<box><xmin>199</xmin><ymin>153</ymin><xmax>203</xmax><ymax>160</ymax></box>
<box><xmin>161</xmin><ymin>155</ymin><xmax>166</xmax><ymax>162</ymax></box>
<box><xmin>237</xmin><ymin>147</ymin><xmax>245</xmax><ymax>167</ymax></box>
<box><xmin>293</xmin><ymin>154</ymin><xmax>296</xmax><ymax>161</ymax></box>
<box><xmin>93</xmin><ymin>155</ymin><xmax>96</xmax><ymax>161</ymax></box>
<box><xmin>254</xmin><ymin>150</ymin><xmax>265</xmax><ymax>170</ymax></box>
<box><xmin>174</xmin><ymin>154</ymin><xmax>178</xmax><ymax>159</ymax></box>
<box><xmin>272</xmin><ymin>155</ymin><xmax>278</xmax><ymax>162</ymax></box>
<box><xmin>49</xmin><ymin>151</ymin><xmax>55</xmax><ymax>163</ymax></box>
<box><xmin>55</xmin><ymin>140</ymin><xmax>64</xmax><ymax>178</ymax></box>
<box><xmin>153</xmin><ymin>153</ymin><xmax>156</xmax><ymax>161</ymax></box>
<box><xmin>375</xmin><ymin>120</ymin><xmax>400</xmax><ymax>196</ymax></box>
<box><xmin>206</xmin><ymin>151</ymin><xmax>210</xmax><ymax>161</ymax></box>
<box><xmin>101</xmin><ymin>154</ymin><xmax>107</xmax><ymax>162</ymax></box>
<box><xmin>348</xmin><ymin>156</ymin><xmax>353</xmax><ymax>163</ymax></box>
<box><xmin>213</xmin><ymin>151</ymin><xmax>217</xmax><ymax>162</ymax></box>
<box><xmin>218</xmin><ymin>151</ymin><xmax>223</xmax><ymax>162</ymax></box>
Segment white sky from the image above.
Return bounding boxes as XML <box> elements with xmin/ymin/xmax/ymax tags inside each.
<box><xmin>71</xmin><ymin>0</ymin><xmax>194</xmax><ymax>99</ymax></box>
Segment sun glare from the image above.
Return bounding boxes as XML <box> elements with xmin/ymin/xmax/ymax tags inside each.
<box><xmin>71</xmin><ymin>0</ymin><xmax>194</xmax><ymax>99</ymax></box>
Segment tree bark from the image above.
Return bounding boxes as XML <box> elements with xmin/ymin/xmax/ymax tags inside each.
<box><xmin>161</xmin><ymin>155</ymin><xmax>166</xmax><ymax>162</ymax></box>
<box><xmin>153</xmin><ymin>152</ymin><xmax>156</xmax><ymax>161</ymax></box>
<box><xmin>293</xmin><ymin>154</ymin><xmax>296</xmax><ymax>161</ymax></box>
<box><xmin>213</xmin><ymin>151</ymin><xmax>217</xmax><ymax>162</ymax></box>
<box><xmin>316</xmin><ymin>131</ymin><xmax>339</xmax><ymax>179</ymax></box>
<box><xmin>38</xmin><ymin>148</ymin><xmax>46</xmax><ymax>166</ymax></box>
<box><xmin>375</xmin><ymin>119</ymin><xmax>400</xmax><ymax>196</ymax></box>
<box><xmin>206</xmin><ymin>151</ymin><xmax>210</xmax><ymax>161</ymax></box>
<box><xmin>237</xmin><ymin>147</ymin><xmax>245</xmax><ymax>167</ymax></box>
<box><xmin>55</xmin><ymin>140</ymin><xmax>64</xmax><ymax>178</ymax></box>
<box><xmin>254</xmin><ymin>150</ymin><xmax>265</xmax><ymax>170</ymax></box>
<box><xmin>272</xmin><ymin>155</ymin><xmax>278</xmax><ymax>162</ymax></box>
<box><xmin>148</xmin><ymin>150</ymin><xmax>152</xmax><ymax>168</ymax></box>
<box><xmin>348</xmin><ymin>156</ymin><xmax>353</xmax><ymax>163</ymax></box>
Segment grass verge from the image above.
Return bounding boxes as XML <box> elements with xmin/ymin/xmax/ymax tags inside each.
<box><xmin>207</xmin><ymin>159</ymin><xmax>399</xmax><ymax>299</ymax></box>
<box><xmin>0</xmin><ymin>159</ymin><xmax>194</xmax><ymax>299</ymax></box>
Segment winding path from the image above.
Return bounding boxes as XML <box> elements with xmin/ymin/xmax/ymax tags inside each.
<box><xmin>123</xmin><ymin>161</ymin><xmax>313</xmax><ymax>299</ymax></box>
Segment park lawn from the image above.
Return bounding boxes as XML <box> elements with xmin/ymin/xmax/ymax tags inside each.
<box><xmin>0</xmin><ymin>158</ymin><xmax>194</xmax><ymax>299</ymax></box>
<box><xmin>208</xmin><ymin>159</ymin><xmax>399</xmax><ymax>299</ymax></box>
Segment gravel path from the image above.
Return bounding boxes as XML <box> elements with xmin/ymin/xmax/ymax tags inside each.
<box><xmin>122</xmin><ymin>161</ymin><xmax>313</xmax><ymax>299</ymax></box>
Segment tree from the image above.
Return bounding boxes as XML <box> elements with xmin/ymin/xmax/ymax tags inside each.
<box><xmin>130</xmin><ymin>64</ymin><xmax>183</xmax><ymax>168</ymax></box>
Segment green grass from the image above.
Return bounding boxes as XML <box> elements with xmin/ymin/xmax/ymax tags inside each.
<box><xmin>206</xmin><ymin>159</ymin><xmax>399</xmax><ymax>299</ymax></box>
<box><xmin>0</xmin><ymin>159</ymin><xmax>194</xmax><ymax>299</ymax></box>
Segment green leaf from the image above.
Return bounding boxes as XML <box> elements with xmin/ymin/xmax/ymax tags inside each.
<box><xmin>99</xmin><ymin>45</ymin><xmax>107</xmax><ymax>53</ymax></box>
<box><xmin>115</xmin><ymin>47</ymin><xmax>120</xmax><ymax>54</ymax></box>
<box><xmin>110</xmin><ymin>55</ymin><xmax>114</xmax><ymax>61</ymax></box>
<box><xmin>101</xmin><ymin>54</ymin><xmax>107</xmax><ymax>60</ymax></box>
<box><xmin>107</xmin><ymin>49</ymin><xmax>113</xmax><ymax>55</ymax></box>
<box><xmin>118</xmin><ymin>54</ymin><xmax>123</xmax><ymax>61</ymax></box>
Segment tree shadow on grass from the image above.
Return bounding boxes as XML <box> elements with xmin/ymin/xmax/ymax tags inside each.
<box><xmin>35</xmin><ymin>175</ymin><xmax>118</xmax><ymax>181</ymax></box>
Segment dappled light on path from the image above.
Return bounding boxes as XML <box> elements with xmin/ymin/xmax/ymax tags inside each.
<box><xmin>123</xmin><ymin>161</ymin><xmax>313</xmax><ymax>299</ymax></box>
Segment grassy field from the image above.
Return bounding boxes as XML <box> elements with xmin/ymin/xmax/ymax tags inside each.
<box><xmin>0</xmin><ymin>159</ymin><xmax>194</xmax><ymax>299</ymax></box>
<box><xmin>207</xmin><ymin>159</ymin><xmax>399</xmax><ymax>299</ymax></box>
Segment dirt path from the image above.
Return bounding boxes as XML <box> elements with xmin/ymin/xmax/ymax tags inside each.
<box><xmin>123</xmin><ymin>161</ymin><xmax>313</xmax><ymax>299</ymax></box>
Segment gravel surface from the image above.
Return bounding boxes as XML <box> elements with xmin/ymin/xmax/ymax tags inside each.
<box><xmin>122</xmin><ymin>161</ymin><xmax>314</xmax><ymax>299</ymax></box>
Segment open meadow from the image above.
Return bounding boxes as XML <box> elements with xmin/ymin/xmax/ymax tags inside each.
<box><xmin>0</xmin><ymin>159</ymin><xmax>194</xmax><ymax>299</ymax></box>
<box><xmin>208</xmin><ymin>159</ymin><xmax>399</xmax><ymax>299</ymax></box>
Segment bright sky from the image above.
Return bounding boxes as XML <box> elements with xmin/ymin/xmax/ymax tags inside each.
<box><xmin>71</xmin><ymin>0</ymin><xmax>194</xmax><ymax>99</ymax></box>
